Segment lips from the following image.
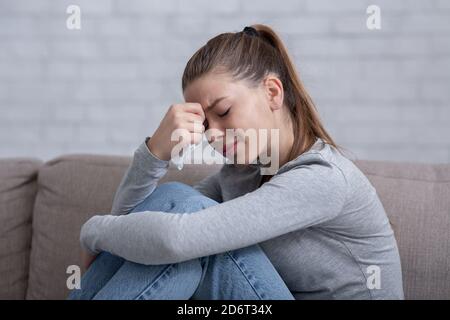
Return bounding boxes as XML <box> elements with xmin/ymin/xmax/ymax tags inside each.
<box><xmin>222</xmin><ymin>139</ymin><xmax>237</xmax><ymax>156</ymax></box>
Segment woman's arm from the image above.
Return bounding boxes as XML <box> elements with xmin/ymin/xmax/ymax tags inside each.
<box><xmin>110</xmin><ymin>101</ymin><xmax>206</xmax><ymax>215</ymax></box>
<box><xmin>81</xmin><ymin>155</ymin><xmax>348</xmax><ymax>264</ymax></box>
<box><xmin>110</xmin><ymin>137</ymin><xmax>170</xmax><ymax>215</ymax></box>
<box><xmin>110</xmin><ymin>137</ymin><xmax>224</xmax><ymax>215</ymax></box>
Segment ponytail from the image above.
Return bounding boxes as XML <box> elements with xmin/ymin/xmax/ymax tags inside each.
<box><xmin>253</xmin><ymin>24</ymin><xmax>345</xmax><ymax>160</ymax></box>
<box><xmin>182</xmin><ymin>24</ymin><xmax>348</xmax><ymax>162</ymax></box>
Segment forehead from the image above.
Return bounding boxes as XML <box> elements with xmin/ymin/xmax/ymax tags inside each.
<box><xmin>183</xmin><ymin>72</ymin><xmax>237</xmax><ymax>107</ymax></box>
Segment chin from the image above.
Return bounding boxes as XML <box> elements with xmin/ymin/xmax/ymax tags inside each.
<box><xmin>233</xmin><ymin>152</ymin><xmax>259</xmax><ymax>165</ymax></box>
<box><xmin>221</xmin><ymin>140</ymin><xmax>260</xmax><ymax>165</ymax></box>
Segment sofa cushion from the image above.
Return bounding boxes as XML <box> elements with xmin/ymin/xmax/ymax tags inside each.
<box><xmin>354</xmin><ymin>160</ymin><xmax>450</xmax><ymax>299</ymax></box>
<box><xmin>25</xmin><ymin>152</ymin><xmax>450</xmax><ymax>299</ymax></box>
<box><xmin>26</xmin><ymin>154</ymin><xmax>221</xmax><ymax>299</ymax></box>
<box><xmin>0</xmin><ymin>158</ymin><xmax>42</xmax><ymax>299</ymax></box>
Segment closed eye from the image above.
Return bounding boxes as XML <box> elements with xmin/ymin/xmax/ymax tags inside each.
<box><xmin>219</xmin><ymin>108</ymin><xmax>230</xmax><ymax>117</ymax></box>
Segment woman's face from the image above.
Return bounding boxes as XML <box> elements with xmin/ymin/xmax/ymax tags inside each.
<box><xmin>183</xmin><ymin>71</ymin><xmax>279</xmax><ymax>165</ymax></box>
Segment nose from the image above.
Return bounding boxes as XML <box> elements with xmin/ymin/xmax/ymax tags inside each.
<box><xmin>203</xmin><ymin>118</ymin><xmax>223</xmax><ymax>143</ymax></box>
<box><xmin>204</xmin><ymin>127</ymin><xmax>224</xmax><ymax>146</ymax></box>
<box><xmin>207</xmin><ymin>132</ymin><xmax>222</xmax><ymax>145</ymax></box>
<box><xmin>208</xmin><ymin>135</ymin><xmax>216</xmax><ymax>144</ymax></box>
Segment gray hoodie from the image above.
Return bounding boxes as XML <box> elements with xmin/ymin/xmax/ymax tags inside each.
<box><xmin>80</xmin><ymin>137</ymin><xmax>404</xmax><ymax>299</ymax></box>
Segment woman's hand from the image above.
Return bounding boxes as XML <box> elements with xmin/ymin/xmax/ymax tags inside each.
<box><xmin>147</xmin><ymin>103</ymin><xmax>205</xmax><ymax>161</ymax></box>
<box><xmin>81</xmin><ymin>249</ymin><xmax>97</xmax><ymax>270</ymax></box>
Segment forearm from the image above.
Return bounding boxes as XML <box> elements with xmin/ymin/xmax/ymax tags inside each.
<box><xmin>80</xmin><ymin>212</ymin><xmax>179</xmax><ymax>264</ymax></box>
<box><xmin>81</xmin><ymin>161</ymin><xmax>347</xmax><ymax>265</ymax></box>
<box><xmin>110</xmin><ymin>138</ymin><xmax>169</xmax><ymax>215</ymax></box>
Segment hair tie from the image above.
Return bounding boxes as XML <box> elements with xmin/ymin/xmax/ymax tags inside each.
<box><xmin>242</xmin><ymin>26</ymin><xmax>259</xmax><ymax>37</ymax></box>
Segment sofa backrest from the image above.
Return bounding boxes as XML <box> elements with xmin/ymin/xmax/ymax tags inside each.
<box><xmin>354</xmin><ymin>160</ymin><xmax>450</xmax><ymax>299</ymax></box>
<box><xmin>0</xmin><ymin>158</ymin><xmax>42</xmax><ymax>299</ymax></box>
<box><xmin>0</xmin><ymin>155</ymin><xmax>449</xmax><ymax>299</ymax></box>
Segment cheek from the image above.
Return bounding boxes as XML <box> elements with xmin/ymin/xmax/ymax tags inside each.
<box><xmin>228</xmin><ymin>93</ymin><xmax>270</xmax><ymax>132</ymax></box>
<box><xmin>249</xmin><ymin>108</ymin><xmax>272</xmax><ymax>131</ymax></box>
<box><xmin>238</xmin><ymin>100</ymin><xmax>267</xmax><ymax>128</ymax></box>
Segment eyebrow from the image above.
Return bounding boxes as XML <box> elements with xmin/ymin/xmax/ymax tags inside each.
<box><xmin>206</xmin><ymin>96</ymin><xmax>227</xmax><ymax>111</ymax></box>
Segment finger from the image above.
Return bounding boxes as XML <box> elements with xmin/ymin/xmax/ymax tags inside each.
<box><xmin>181</xmin><ymin>103</ymin><xmax>205</xmax><ymax>119</ymax></box>
<box><xmin>181</xmin><ymin>121</ymin><xmax>205</xmax><ymax>134</ymax></box>
<box><xmin>171</xmin><ymin>131</ymin><xmax>202</xmax><ymax>148</ymax></box>
<box><xmin>171</xmin><ymin>126</ymin><xmax>203</xmax><ymax>148</ymax></box>
<box><xmin>186</xmin><ymin>122</ymin><xmax>205</xmax><ymax>134</ymax></box>
<box><xmin>184</xmin><ymin>112</ymin><xmax>204</xmax><ymax>124</ymax></box>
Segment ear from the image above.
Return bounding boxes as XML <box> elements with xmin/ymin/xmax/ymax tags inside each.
<box><xmin>262</xmin><ymin>74</ymin><xmax>284</xmax><ymax>111</ymax></box>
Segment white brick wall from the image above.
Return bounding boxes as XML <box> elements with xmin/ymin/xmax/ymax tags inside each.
<box><xmin>0</xmin><ymin>0</ymin><xmax>449</xmax><ymax>163</ymax></box>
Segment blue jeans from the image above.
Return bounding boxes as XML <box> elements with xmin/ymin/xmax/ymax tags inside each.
<box><xmin>67</xmin><ymin>181</ymin><xmax>294</xmax><ymax>300</ymax></box>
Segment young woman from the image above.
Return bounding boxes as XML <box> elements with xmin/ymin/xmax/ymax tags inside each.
<box><xmin>68</xmin><ymin>25</ymin><xmax>404</xmax><ymax>300</ymax></box>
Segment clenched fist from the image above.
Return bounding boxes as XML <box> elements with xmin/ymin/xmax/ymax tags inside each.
<box><xmin>147</xmin><ymin>103</ymin><xmax>206</xmax><ymax>161</ymax></box>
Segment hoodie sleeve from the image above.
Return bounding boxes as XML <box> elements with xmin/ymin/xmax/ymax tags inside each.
<box><xmin>110</xmin><ymin>137</ymin><xmax>170</xmax><ymax>216</ymax></box>
<box><xmin>80</xmin><ymin>156</ymin><xmax>348</xmax><ymax>264</ymax></box>
<box><xmin>110</xmin><ymin>136</ymin><xmax>224</xmax><ymax>215</ymax></box>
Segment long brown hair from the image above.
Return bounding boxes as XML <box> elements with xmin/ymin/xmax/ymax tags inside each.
<box><xmin>182</xmin><ymin>24</ymin><xmax>347</xmax><ymax>165</ymax></box>
<box><xmin>180</xmin><ymin>24</ymin><xmax>396</xmax><ymax>229</ymax></box>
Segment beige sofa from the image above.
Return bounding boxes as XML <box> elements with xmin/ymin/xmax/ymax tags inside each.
<box><xmin>0</xmin><ymin>153</ymin><xmax>449</xmax><ymax>300</ymax></box>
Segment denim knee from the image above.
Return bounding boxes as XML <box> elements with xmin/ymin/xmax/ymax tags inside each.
<box><xmin>157</xmin><ymin>181</ymin><xmax>194</xmax><ymax>193</ymax></box>
<box><xmin>173</xmin><ymin>194</ymin><xmax>218</xmax><ymax>213</ymax></box>
<box><xmin>154</xmin><ymin>181</ymin><xmax>203</xmax><ymax>200</ymax></box>
<box><xmin>132</xmin><ymin>181</ymin><xmax>218</xmax><ymax>214</ymax></box>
